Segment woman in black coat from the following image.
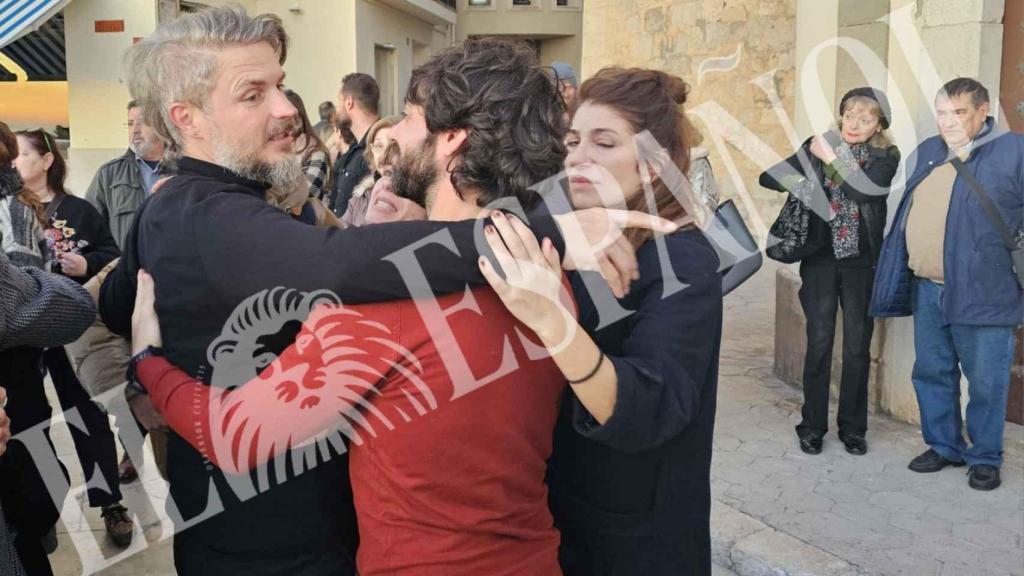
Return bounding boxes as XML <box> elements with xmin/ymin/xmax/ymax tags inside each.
<box><xmin>479</xmin><ymin>67</ymin><xmax>723</xmax><ymax>575</ymax></box>
<box><xmin>759</xmin><ymin>87</ymin><xmax>900</xmax><ymax>456</ymax></box>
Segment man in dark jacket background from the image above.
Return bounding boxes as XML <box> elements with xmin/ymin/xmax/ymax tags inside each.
<box><xmin>85</xmin><ymin>100</ymin><xmax>168</xmax><ymax>251</ymax></box>
<box><xmin>871</xmin><ymin>77</ymin><xmax>1024</xmax><ymax>491</ymax></box>
<box><xmin>329</xmin><ymin>73</ymin><xmax>379</xmax><ymax>217</ymax></box>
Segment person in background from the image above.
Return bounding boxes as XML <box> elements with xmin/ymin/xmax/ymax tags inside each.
<box><xmin>340</xmin><ymin>115</ymin><xmax>399</xmax><ymax>228</ymax></box>
<box><xmin>686</xmin><ymin>122</ymin><xmax>721</xmax><ymax>213</ymax></box>
<box><xmin>0</xmin><ymin>120</ymin><xmax>92</xmax><ymax>576</ymax></box>
<box><xmin>326</xmin><ymin>115</ymin><xmax>356</xmax><ymax>165</ymax></box>
<box><xmin>284</xmin><ymin>89</ymin><xmax>332</xmax><ymax>201</ymax></box>
<box><xmin>872</xmin><ymin>78</ymin><xmax>1024</xmax><ymax>491</ymax></box>
<box><xmin>13</xmin><ymin>129</ymin><xmax>134</xmax><ymax>547</ymax></box>
<box><xmin>551</xmin><ymin>61</ymin><xmax>578</xmax><ymax>109</ymax></box>
<box><xmin>329</xmin><ymin>73</ymin><xmax>380</xmax><ymax>217</ymax></box>
<box><xmin>82</xmin><ymin>106</ymin><xmax>164</xmax><ymax>484</ymax></box>
<box><xmin>760</xmin><ymin>87</ymin><xmax>899</xmax><ymax>457</ymax></box>
<box><xmin>362</xmin><ymin>142</ymin><xmax>427</xmax><ymax>226</ymax></box>
<box><xmin>313</xmin><ymin>100</ymin><xmax>336</xmax><ymax>144</ymax></box>
<box><xmin>86</xmin><ymin>100</ymin><xmax>168</xmax><ymax>251</ymax></box>
<box><xmin>0</xmin><ymin>246</ymin><xmax>96</xmax><ymax>576</ymax></box>
<box><xmin>15</xmin><ymin>130</ymin><xmax>120</xmax><ymax>280</ymax></box>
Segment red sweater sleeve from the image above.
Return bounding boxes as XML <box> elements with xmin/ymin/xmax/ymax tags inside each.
<box><xmin>137</xmin><ymin>303</ymin><xmax>405</xmax><ymax>474</ymax></box>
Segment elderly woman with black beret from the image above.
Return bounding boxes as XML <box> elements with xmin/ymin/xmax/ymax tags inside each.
<box><xmin>760</xmin><ymin>87</ymin><xmax>901</xmax><ymax>456</ymax></box>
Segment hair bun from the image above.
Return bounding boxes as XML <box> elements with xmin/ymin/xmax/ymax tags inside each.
<box><xmin>663</xmin><ymin>73</ymin><xmax>689</xmax><ymax>106</ymax></box>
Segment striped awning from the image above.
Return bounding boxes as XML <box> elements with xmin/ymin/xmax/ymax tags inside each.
<box><xmin>0</xmin><ymin>0</ymin><xmax>69</xmax><ymax>81</ymax></box>
<box><xmin>0</xmin><ymin>0</ymin><xmax>70</xmax><ymax>48</ymax></box>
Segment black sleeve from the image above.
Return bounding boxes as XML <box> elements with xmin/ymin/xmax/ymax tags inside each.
<box><xmin>100</xmin><ymin>192</ymin><xmax>567</xmax><ymax>336</ymax></box>
<box><xmin>826</xmin><ymin>145</ymin><xmax>901</xmax><ymax>204</ymax></box>
<box><xmin>759</xmin><ymin>141</ymin><xmax>814</xmax><ymax>193</ymax></box>
<box><xmin>191</xmin><ymin>191</ymin><xmax>566</xmax><ymax>306</ymax></box>
<box><xmin>73</xmin><ymin>198</ymin><xmax>121</xmax><ymax>280</ymax></box>
<box><xmin>98</xmin><ymin>197</ymin><xmax>150</xmax><ymax>338</ymax></box>
<box><xmin>570</xmin><ymin>233</ymin><xmax>723</xmax><ymax>453</ymax></box>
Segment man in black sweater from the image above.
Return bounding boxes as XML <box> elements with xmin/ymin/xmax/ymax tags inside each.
<box><xmin>101</xmin><ymin>6</ymin><xmax>670</xmax><ymax>575</ymax></box>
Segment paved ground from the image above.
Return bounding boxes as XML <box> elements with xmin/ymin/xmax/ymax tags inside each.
<box><xmin>711</xmin><ymin>260</ymin><xmax>1024</xmax><ymax>576</ymax></box>
<box><xmin>45</xmin><ymin>261</ymin><xmax>1023</xmax><ymax>575</ymax></box>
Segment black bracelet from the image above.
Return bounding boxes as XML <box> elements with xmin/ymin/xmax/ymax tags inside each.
<box><xmin>126</xmin><ymin>346</ymin><xmax>164</xmax><ymax>396</ymax></box>
<box><xmin>567</xmin><ymin>351</ymin><xmax>605</xmax><ymax>385</ymax></box>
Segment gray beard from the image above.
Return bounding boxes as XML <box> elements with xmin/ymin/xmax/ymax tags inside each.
<box><xmin>213</xmin><ymin>141</ymin><xmax>305</xmax><ymax>193</ymax></box>
<box><xmin>130</xmin><ymin>141</ymin><xmax>155</xmax><ymax>159</ymax></box>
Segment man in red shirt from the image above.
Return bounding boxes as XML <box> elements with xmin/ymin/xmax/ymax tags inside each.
<box><xmin>132</xmin><ymin>38</ymin><xmax>606</xmax><ymax>575</ymax></box>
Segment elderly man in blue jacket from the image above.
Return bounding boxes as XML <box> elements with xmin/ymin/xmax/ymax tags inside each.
<box><xmin>871</xmin><ymin>77</ymin><xmax>1023</xmax><ymax>491</ymax></box>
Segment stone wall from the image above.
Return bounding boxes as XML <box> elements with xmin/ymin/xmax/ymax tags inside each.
<box><xmin>581</xmin><ymin>0</ymin><xmax>799</xmax><ymax>232</ymax></box>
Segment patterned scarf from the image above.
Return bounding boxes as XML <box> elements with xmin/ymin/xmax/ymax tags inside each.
<box><xmin>0</xmin><ymin>167</ymin><xmax>47</xmax><ymax>269</ymax></box>
<box><xmin>825</xmin><ymin>142</ymin><xmax>870</xmax><ymax>260</ymax></box>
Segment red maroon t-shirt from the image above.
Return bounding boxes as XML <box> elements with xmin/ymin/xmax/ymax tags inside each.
<box><xmin>140</xmin><ymin>286</ymin><xmax>569</xmax><ymax>575</ymax></box>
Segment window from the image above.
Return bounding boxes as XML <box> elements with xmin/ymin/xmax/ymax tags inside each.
<box><xmin>552</xmin><ymin>0</ymin><xmax>581</xmax><ymax>9</ymax></box>
<box><xmin>467</xmin><ymin>0</ymin><xmax>491</xmax><ymax>6</ymax></box>
<box><xmin>508</xmin><ymin>0</ymin><xmax>540</xmax><ymax>10</ymax></box>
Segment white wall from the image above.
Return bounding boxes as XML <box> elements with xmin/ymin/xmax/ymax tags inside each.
<box><xmin>455</xmin><ymin>0</ymin><xmax>581</xmax><ymax>39</ymax></box>
<box><xmin>355</xmin><ymin>0</ymin><xmax>445</xmax><ymax>117</ymax></box>
<box><xmin>63</xmin><ymin>0</ymin><xmax>159</xmax><ymax>196</ymax></box>
<box><xmin>255</xmin><ymin>0</ymin><xmax>357</xmax><ymax>121</ymax></box>
<box><xmin>793</xmin><ymin>0</ymin><xmax>838</xmax><ymax>140</ymax></box>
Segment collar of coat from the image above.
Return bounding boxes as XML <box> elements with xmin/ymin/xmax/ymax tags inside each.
<box><xmin>175</xmin><ymin>156</ymin><xmax>271</xmax><ymax>194</ymax></box>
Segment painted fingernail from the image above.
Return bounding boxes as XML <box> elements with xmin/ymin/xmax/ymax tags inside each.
<box><xmin>486</xmin><ymin>225</ymin><xmax>496</xmax><ymax>234</ymax></box>
<box><xmin>493</xmin><ymin>211</ymin><xmax>505</xmax><ymax>219</ymax></box>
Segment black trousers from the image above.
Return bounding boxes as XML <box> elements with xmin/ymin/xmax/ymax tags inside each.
<box><xmin>0</xmin><ymin>347</ymin><xmax>68</xmax><ymax>576</ymax></box>
<box><xmin>796</xmin><ymin>262</ymin><xmax>875</xmax><ymax>437</ymax></box>
<box><xmin>42</xmin><ymin>347</ymin><xmax>122</xmax><ymax>508</ymax></box>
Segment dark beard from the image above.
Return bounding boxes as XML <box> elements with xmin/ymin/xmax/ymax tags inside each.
<box><xmin>390</xmin><ymin>135</ymin><xmax>437</xmax><ymax>209</ymax></box>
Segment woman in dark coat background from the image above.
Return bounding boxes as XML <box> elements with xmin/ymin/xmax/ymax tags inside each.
<box><xmin>13</xmin><ymin>129</ymin><xmax>134</xmax><ymax>547</ymax></box>
<box><xmin>0</xmin><ymin>120</ymin><xmax>95</xmax><ymax>576</ymax></box>
<box><xmin>759</xmin><ymin>87</ymin><xmax>900</xmax><ymax>456</ymax></box>
<box><xmin>479</xmin><ymin>67</ymin><xmax>723</xmax><ymax>575</ymax></box>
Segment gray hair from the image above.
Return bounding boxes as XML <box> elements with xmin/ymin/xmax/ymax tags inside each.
<box><xmin>124</xmin><ymin>5</ymin><xmax>288</xmax><ymax>157</ymax></box>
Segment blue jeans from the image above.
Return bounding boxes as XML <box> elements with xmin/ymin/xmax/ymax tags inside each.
<box><xmin>912</xmin><ymin>279</ymin><xmax>1016</xmax><ymax>467</ymax></box>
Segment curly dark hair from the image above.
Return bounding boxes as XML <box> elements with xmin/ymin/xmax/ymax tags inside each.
<box><xmin>405</xmin><ymin>37</ymin><xmax>568</xmax><ymax>209</ymax></box>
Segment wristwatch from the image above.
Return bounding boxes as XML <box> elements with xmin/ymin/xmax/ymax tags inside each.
<box><xmin>127</xmin><ymin>346</ymin><xmax>164</xmax><ymax>396</ymax></box>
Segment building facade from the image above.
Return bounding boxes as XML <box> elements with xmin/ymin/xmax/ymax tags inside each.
<box><xmin>580</xmin><ymin>0</ymin><xmax>1022</xmax><ymax>427</ymax></box>
<box><xmin>2</xmin><ymin>0</ymin><xmax>456</xmax><ymax>195</ymax></box>
<box><xmin>454</xmin><ymin>0</ymin><xmax>582</xmax><ymax>71</ymax></box>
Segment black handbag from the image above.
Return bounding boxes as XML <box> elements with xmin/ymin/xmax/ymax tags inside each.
<box><xmin>951</xmin><ymin>157</ymin><xmax>1024</xmax><ymax>289</ymax></box>
<box><xmin>766</xmin><ymin>192</ymin><xmax>817</xmax><ymax>264</ymax></box>
<box><xmin>709</xmin><ymin>199</ymin><xmax>762</xmax><ymax>296</ymax></box>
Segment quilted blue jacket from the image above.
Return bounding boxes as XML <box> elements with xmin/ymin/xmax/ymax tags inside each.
<box><xmin>870</xmin><ymin>118</ymin><xmax>1023</xmax><ymax>326</ymax></box>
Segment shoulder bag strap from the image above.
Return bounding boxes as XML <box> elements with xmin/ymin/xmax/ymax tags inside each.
<box><xmin>950</xmin><ymin>157</ymin><xmax>1017</xmax><ymax>250</ymax></box>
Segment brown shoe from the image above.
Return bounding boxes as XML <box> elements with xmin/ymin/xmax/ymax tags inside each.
<box><xmin>101</xmin><ymin>503</ymin><xmax>134</xmax><ymax>547</ymax></box>
<box><xmin>118</xmin><ymin>453</ymin><xmax>138</xmax><ymax>484</ymax></box>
